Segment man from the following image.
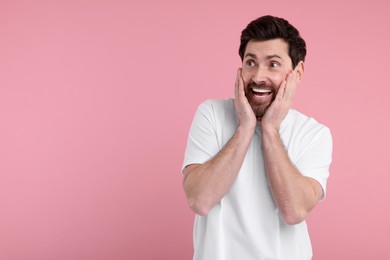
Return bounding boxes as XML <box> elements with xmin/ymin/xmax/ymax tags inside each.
<box><xmin>182</xmin><ymin>15</ymin><xmax>332</xmax><ymax>260</ymax></box>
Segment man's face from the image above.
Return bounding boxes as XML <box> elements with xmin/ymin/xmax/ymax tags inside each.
<box><xmin>242</xmin><ymin>39</ymin><xmax>294</xmax><ymax>119</ymax></box>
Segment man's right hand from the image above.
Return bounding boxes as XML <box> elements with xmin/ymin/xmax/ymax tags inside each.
<box><xmin>183</xmin><ymin>69</ymin><xmax>258</xmax><ymax>216</ymax></box>
<box><xmin>234</xmin><ymin>68</ymin><xmax>257</xmax><ymax>132</ymax></box>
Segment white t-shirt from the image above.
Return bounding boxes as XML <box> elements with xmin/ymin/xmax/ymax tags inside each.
<box><xmin>182</xmin><ymin>99</ymin><xmax>332</xmax><ymax>260</ymax></box>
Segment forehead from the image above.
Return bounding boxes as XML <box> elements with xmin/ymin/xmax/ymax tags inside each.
<box><xmin>244</xmin><ymin>39</ymin><xmax>289</xmax><ymax>58</ymax></box>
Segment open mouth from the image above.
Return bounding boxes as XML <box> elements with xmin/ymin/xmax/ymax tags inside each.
<box><xmin>252</xmin><ymin>88</ymin><xmax>272</xmax><ymax>96</ymax></box>
<box><xmin>250</xmin><ymin>87</ymin><xmax>273</xmax><ymax>103</ymax></box>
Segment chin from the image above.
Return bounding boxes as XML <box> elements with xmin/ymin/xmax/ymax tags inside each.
<box><xmin>251</xmin><ymin>104</ymin><xmax>269</xmax><ymax>119</ymax></box>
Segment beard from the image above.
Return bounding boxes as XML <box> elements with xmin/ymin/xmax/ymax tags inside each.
<box><xmin>244</xmin><ymin>81</ymin><xmax>277</xmax><ymax>120</ymax></box>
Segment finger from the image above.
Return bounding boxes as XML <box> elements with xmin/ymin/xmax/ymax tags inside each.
<box><xmin>284</xmin><ymin>71</ymin><xmax>297</xmax><ymax>101</ymax></box>
<box><xmin>236</xmin><ymin>68</ymin><xmax>245</xmax><ymax>99</ymax></box>
<box><xmin>235</xmin><ymin>68</ymin><xmax>240</xmax><ymax>100</ymax></box>
<box><xmin>276</xmin><ymin>79</ymin><xmax>287</xmax><ymax>101</ymax></box>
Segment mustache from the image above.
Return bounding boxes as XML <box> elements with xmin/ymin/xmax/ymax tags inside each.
<box><xmin>247</xmin><ymin>81</ymin><xmax>274</xmax><ymax>90</ymax></box>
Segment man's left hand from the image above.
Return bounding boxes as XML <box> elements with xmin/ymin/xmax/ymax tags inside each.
<box><xmin>261</xmin><ymin>70</ymin><xmax>298</xmax><ymax>132</ymax></box>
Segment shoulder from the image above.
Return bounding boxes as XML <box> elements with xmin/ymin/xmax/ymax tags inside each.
<box><xmin>193</xmin><ymin>98</ymin><xmax>238</xmax><ymax>139</ymax></box>
<box><xmin>197</xmin><ymin>98</ymin><xmax>235</xmax><ymax>114</ymax></box>
<box><xmin>195</xmin><ymin>99</ymin><xmax>236</xmax><ymax>121</ymax></box>
<box><xmin>284</xmin><ymin>109</ymin><xmax>330</xmax><ymax>133</ymax></box>
<box><xmin>282</xmin><ymin>109</ymin><xmax>332</xmax><ymax>146</ymax></box>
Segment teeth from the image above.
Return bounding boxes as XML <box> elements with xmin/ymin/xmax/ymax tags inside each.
<box><xmin>252</xmin><ymin>88</ymin><xmax>272</xmax><ymax>93</ymax></box>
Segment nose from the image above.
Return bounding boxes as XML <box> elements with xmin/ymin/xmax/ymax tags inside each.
<box><xmin>251</xmin><ymin>66</ymin><xmax>270</xmax><ymax>84</ymax></box>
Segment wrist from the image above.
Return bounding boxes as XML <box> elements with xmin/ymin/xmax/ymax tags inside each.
<box><xmin>236</xmin><ymin>123</ymin><xmax>256</xmax><ymax>138</ymax></box>
<box><xmin>261</xmin><ymin>124</ymin><xmax>281</xmax><ymax>145</ymax></box>
<box><xmin>260</xmin><ymin>122</ymin><xmax>279</xmax><ymax>136</ymax></box>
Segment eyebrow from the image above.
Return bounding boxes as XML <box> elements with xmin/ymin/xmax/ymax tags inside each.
<box><xmin>244</xmin><ymin>53</ymin><xmax>283</xmax><ymax>60</ymax></box>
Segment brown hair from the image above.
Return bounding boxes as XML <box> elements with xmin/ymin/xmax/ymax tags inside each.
<box><xmin>239</xmin><ymin>15</ymin><xmax>306</xmax><ymax>68</ymax></box>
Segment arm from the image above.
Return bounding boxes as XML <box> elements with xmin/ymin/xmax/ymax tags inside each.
<box><xmin>261</xmin><ymin>68</ymin><xmax>323</xmax><ymax>225</ymax></box>
<box><xmin>183</xmin><ymin>68</ymin><xmax>256</xmax><ymax>216</ymax></box>
<box><xmin>262</xmin><ymin>129</ymin><xmax>323</xmax><ymax>224</ymax></box>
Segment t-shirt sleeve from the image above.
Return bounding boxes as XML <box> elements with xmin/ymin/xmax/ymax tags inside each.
<box><xmin>294</xmin><ymin>126</ymin><xmax>333</xmax><ymax>200</ymax></box>
<box><xmin>181</xmin><ymin>100</ymin><xmax>221</xmax><ymax>173</ymax></box>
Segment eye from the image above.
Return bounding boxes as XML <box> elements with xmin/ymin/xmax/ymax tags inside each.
<box><xmin>270</xmin><ymin>61</ymin><xmax>280</xmax><ymax>68</ymax></box>
<box><xmin>245</xmin><ymin>59</ymin><xmax>256</xmax><ymax>67</ymax></box>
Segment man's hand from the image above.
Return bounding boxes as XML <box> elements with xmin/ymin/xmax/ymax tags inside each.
<box><xmin>182</xmin><ymin>69</ymin><xmax>258</xmax><ymax>216</ymax></box>
<box><xmin>234</xmin><ymin>68</ymin><xmax>257</xmax><ymax>131</ymax></box>
<box><xmin>261</xmin><ymin>70</ymin><xmax>298</xmax><ymax>132</ymax></box>
<box><xmin>259</xmin><ymin>69</ymin><xmax>322</xmax><ymax>225</ymax></box>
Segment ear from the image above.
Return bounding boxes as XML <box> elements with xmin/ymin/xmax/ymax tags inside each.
<box><xmin>294</xmin><ymin>61</ymin><xmax>304</xmax><ymax>83</ymax></box>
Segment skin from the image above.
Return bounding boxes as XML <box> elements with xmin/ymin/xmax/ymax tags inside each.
<box><xmin>183</xmin><ymin>39</ymin><xmax>323</xmax><ymax>224</ymax></box>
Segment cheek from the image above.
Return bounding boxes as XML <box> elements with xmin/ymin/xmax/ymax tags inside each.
<box><xmin>241</xmin><ymin>70</ymin><xmax>251</xmax><ymax>86</ymax></box>
<box><xmin>270</xmin><ymin>72</ymin><xmax>288</xmax><ymax>87</ymax></box>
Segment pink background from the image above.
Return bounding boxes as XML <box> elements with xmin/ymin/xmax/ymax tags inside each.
<box><xmin>1</xmin><ymin>1</ymin><xmax>389</xmax><ymax>259</ymax></box>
